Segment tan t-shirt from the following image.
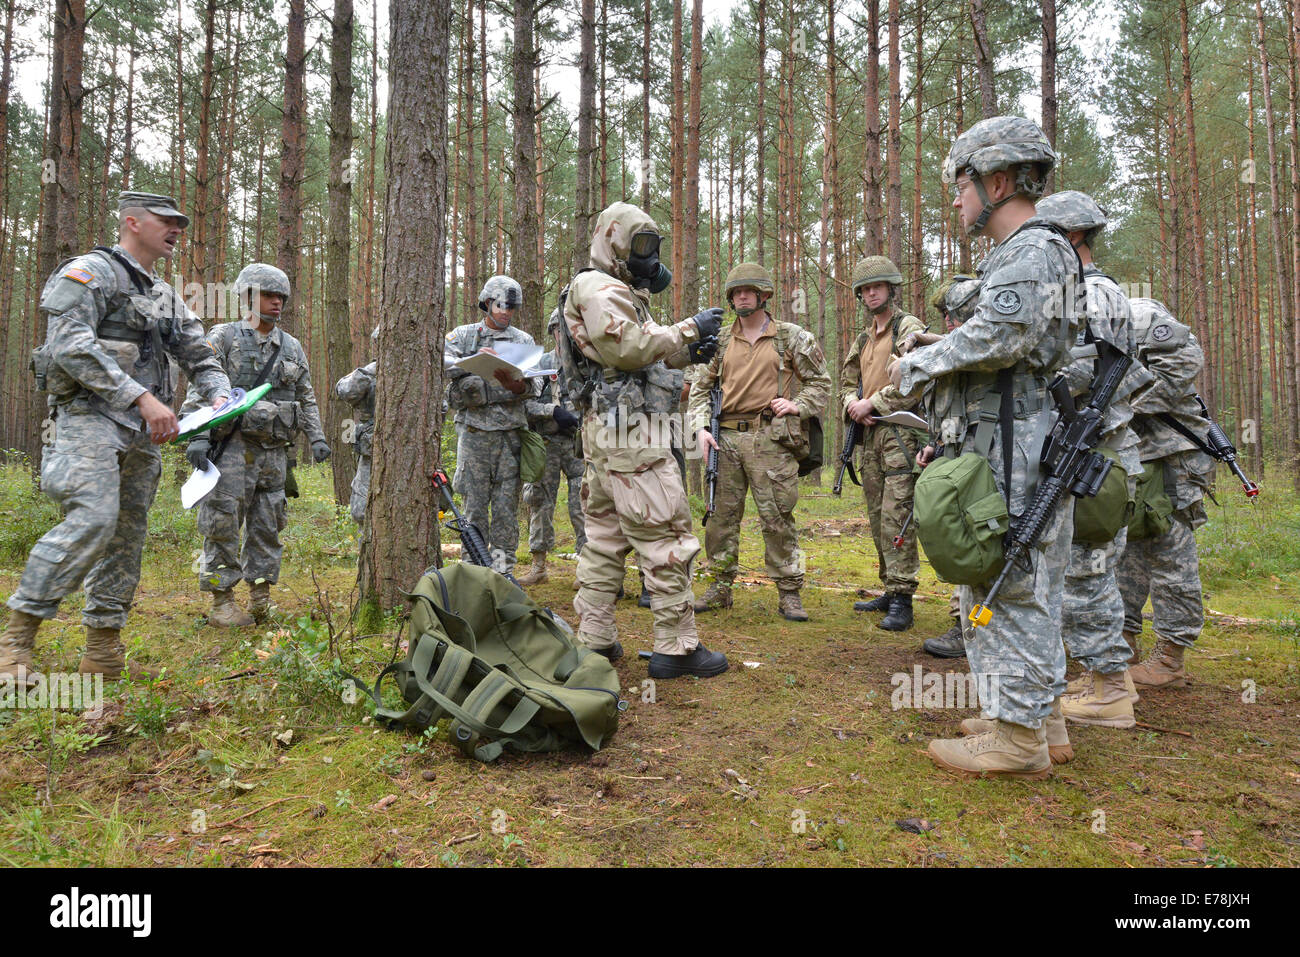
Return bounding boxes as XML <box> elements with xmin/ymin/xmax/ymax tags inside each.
<box><xmin>858</xmin><ymin>319</ymin><xmax>897</xmax><ymax>402</ymax></box>
<box><xmin>720</xmin><ymin>320</ymin><xmax>781</xmax><ymax>417</ymax></box>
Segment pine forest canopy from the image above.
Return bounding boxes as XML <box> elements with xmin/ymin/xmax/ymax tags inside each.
<box><xmin>3</xmin><ymin>0</ymin><xmax>1298</xmax><ymax>494</ymax></box>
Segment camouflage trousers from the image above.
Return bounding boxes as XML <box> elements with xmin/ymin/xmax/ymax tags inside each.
<box><xmin>1118</xmin><ymin>500</ymin><xmax>1206</xmax><ymax>648</ymax></box>
<box><xmin>524</xmin><ymin>432</ymin><xmax>585</xmax><ymax>554</ymax></box>
<box><xmin>959</xmin><ymin>499</ymin><xmax>1071</xmax><ymax>730</ymax></box>
<box><xmin>704</xmin><ymin>427</ymin><xmax>803</xmax><ymax>590</ymax></box>
<box><xmin>197</xmin><ymin>433</ymin><xmax>288</xmax><ymax>592</ymax></box>
<box><xmin>861</xmin><ymin>424</ymin><xmax>922</xmax><ymax>594</ymax></box>
<box><xmin>1063</xmin><ymin>526</ymin><xmax>1133</xmax><ymax>674</ymax></box>
<box><xmin>350</xmin><ymin>454</ymin><xmax>370</xmax><ymax>524</ymax></box>
<box><xmin>7</xmin><ymin>409</ymin><xmax>161</xmax><ymax>629</ymax></box>
<box><xmin>455</xmin><ymin>427</ymin><xmax>521</xmax><ymax>576</ymax></box>
<box><xmin>575</xmin><ymin>456</ymin><xmax>700</xmax><ymax>655</ymax></box>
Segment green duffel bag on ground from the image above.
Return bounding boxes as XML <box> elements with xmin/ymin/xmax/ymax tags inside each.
<box><xmin>914</xmin><ymin>452</ymin><xmax>1010</xmax><ymax>585</ymax></box>
<box><xmin>1127</xmin><ymin>459</ymin><xmax>1174</xmax><ymax>541</ymax></box>
<box><xmin>519</xmin><ymin>428</ymin><xmax>547</xmax><ymax>484</ymax></box>
<box><xmin>363</xmin><ymin>562</ymin><xmax>624</xmax><ymax>762</ymax></box>
<box><xmin>1072</xmin><ymin>447</ymin><xmax>1135</xmax><ymax>545</ymax></box>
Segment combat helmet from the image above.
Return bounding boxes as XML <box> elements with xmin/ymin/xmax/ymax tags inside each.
<box><xmin>723</xmin><ymin>262</ymin><xmax>775</xmax><ymax>306</ymax></box>
<box><xmin>478</xmin><ymin>275</ymin><xmax>523</xmax><ymax>312</ymax></box>
<box><xmin>944</xmin><ymin>276</ymin><xmax>982</xmax><ymax>324</ymax></box>
<box><xmin>1035</xmin><ymin>189</ymin><xmax>1108</xmax><ymax>247</ymax></box>
<box><xmin>850</xmin><ymin>256</ymin><xmax>904</xmax><ymax>299</ymax></box>
<box><xmin>235</xmin><ymin>263</ymin><xmax>291</xmax><ymax>322</ymax></box>
<box><xmin>943</xmin><ymin>116</ymin><xmax>1057</xmax><ymax>236</ymax></box>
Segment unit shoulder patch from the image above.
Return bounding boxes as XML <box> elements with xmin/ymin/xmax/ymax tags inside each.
<box><xmin>992</xmin><ymin>288</ymin><xmax>1022</xmax><ymax>315</ymax></box>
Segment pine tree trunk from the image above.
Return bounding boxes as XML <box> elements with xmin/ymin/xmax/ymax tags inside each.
<box><xmin>463</xmin><ymin>0</ymin><xmax>479</xmax><ymax>323</ymax></box>
<box><xmin>574</xmin><ymin>0</ymin><xmax>596</xmax><ymax>273</ymax></box>
<box><xmin>971</xmin><ymin>0</ymin><xmax>995</xmax><ymax>116</ymax></box>
<box><xmin>863</xmin><ymin>0</ymin><xmax>882</xmax><ymax>256</ymax></box>
<box><xmin>682</xmin><ymin>0</ymin><xmax>702</xmax><ymax>315</ymax></box>
<box><xmin>910</xmin><ymin>0</ymin><xmax>924</xmax><ymax>317</ymax></box>
<box><xmin>886</xmin><ymin>0</ymin><xmax>902</xmax><ymax>266</ymax></box>
<box><xmin>360</xmin><ymin>0</ymin><xmax>450</xmax><ymax>606</ymax></box>
<box><xmin>277</xmin><ymin>0</ymin><xmax>307</xmax><ymax>333</ymax></box>
<box><xmin>669</xmin><ymin>0</ymin><xmax>683</xmax><ymax>319</ymax></box>
<box><xmin>326</xmin><ymin>0</ymin><xmax>356</xmax><ymax>506</ymax></box>
<box><xmin>1177</xmin><ymin>0</ymin><xmax>1211</xmax><ymax>409</ymax></box>
<box><xmin>640</xmin><ymin>0</ymin><xmax>650</xmax><ymax>209</ymax></box>
<box><xmin>55</xmin><ymin>0</ymin><xmax>84</xmax><ymax>265</ymax></box>
<box><xmin>1041</xmin><ymin>0</ymin><xmax>1057</xmax><ymax>194</ymax></box>
<box><xmin>755</xmin><ymin>0</ymin><xmax>766</xmax><ymax>266</ymax></box>
<box><xmin>192</xmin><ymin>0</ymin><xmax>216</xmax><ymax>287</ymax></box>
<box><xmin>511</xmin><ymin>0</ymin><xmax>540</xmax><ymax>336</ymax></box>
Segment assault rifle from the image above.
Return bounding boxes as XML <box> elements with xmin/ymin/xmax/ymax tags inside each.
<box><xmin>1157</xmin><ymin>397</ymin><xmax>1259</xmax><ymax>500</ymax></box>
<box><xmin>969</xmin><ymin>339</ymin><xmax>1133</xmax><ymax>629</ymax></box>
<box><xmin>833</xmin><ymin>384</ymin><xmax>866</xmax><ymax>496</ymax></box>
<box><xmin>431</xmin><ymin>469</ymin><xmax>518</xmax><ymax>585</ymax></box>
<box><xmin>702</xmin><ymin>383</ymin><xmax>722</xmax><ymax>526</ymax></box>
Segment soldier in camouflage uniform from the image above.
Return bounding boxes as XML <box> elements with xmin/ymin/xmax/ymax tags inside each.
<box><xmin>564</xmin><ymin>202</ymin><xmax>726</xmax><ymax>677</ymax></box>
<box><xmin>688</xmin><ymin>263</ymin><xmax>832</xmax><ymax>622</ymax></box>
<box><xmin>912</xmin><ymin>275</ymin><xmax>982</xmax><ymax>659</ymax></box>
<box><xmin>891</xmin><ymin>117</ymin><xmax>1084</xmax><ymax>779</ymax></box>
<box><xmin>335</xmin><ymin>326</ymin><xmax>379</xmax><ymax>524</ymax></box>
<box><xmin>1</xmin><ymin>192</ymin><xmax>231</xmax><ymax>684</ymax></box>
<box><xmin>183</xmin><ymin>263</ymin><xmax>331</xmax><ymax>626</ymax></box>
<box><xmin>517</xmin><ymin>308</ymin><xmax>585</xmax><ymax>586</ymax></box>
<box><xmin>841</xmin><ymin>256</ymin><xmax>929</xmax><ymax>632</ymax></box>
<box><xmin>444</xmin><ymin>276</ymin><xmax>542</xmax><ymax>578</ymax></box>
<box><xmin>1116</xmin><ymin>298</ymin><xmax>1214</xmax><ymax>689</ymax></box>
<box><xmin>1032</xmin><ymin>191</ymin><xmax>1152</xmax><ymax>736</ymax></box>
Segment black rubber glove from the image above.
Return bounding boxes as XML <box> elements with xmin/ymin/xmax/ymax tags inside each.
<box><xmin>186</xmin><ymin>439</ymin><xmax>211</xmax><ymax>472</ymax></box>
<box><xmin>688</xmin><ymin>333</ymin><xmax>719</xmax><ymax>365</ymax></box>
<box><xmin>553</xmin><ymin>406</ymin><xmax>581</xmax><ymax>433</ymax></box>
<box><xmin>690</xmin><ymin>306</ymin><xmax>724</xmax><ymax>341</ymax></box>
<box><xmin>312</xmin><ymin>440</ymin><xmax>332</xmax><ymax>463</ymax></box>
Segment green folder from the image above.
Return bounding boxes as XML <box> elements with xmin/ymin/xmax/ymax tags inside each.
<box><xmin>174</xmin><ymin>383</ymin><xmax>273</xmax><ymax>442</ymax></box>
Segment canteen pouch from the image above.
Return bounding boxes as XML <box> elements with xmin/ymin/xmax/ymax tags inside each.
<box><xmin>914</xmin><ymin>451</ymin><xmax>1009</xmax><ymax>585</ymax></box>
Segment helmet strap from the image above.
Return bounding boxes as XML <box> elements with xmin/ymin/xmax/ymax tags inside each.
<box><xmin>966</xmin><ymin>171</ymin><xmax>1015</xmax><ymax>236</ymax></box>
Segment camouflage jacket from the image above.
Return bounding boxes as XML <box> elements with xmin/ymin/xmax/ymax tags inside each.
<box><xmin>895</xmin><ymin>219</ymin><xmax>1084</xmax><ymax>515</ymax></box>
<box><xmin>37</xmin><ymin>244</ymin><xmax>229</xmax><ymax>429</ymax></box>
<box><xmin>182</xmin><ymin>321</ymin><xmax>326</xmax><ymax>448</ymax></box>
<box><xmin>838</xmin><ymin>307</ymin><xmax>928</xmax><ymax>418</ymax></box>
<box><xmin>687</xmin><ymin>316</ymin><xmax>831</xmax><ymax>436</ymax></box>
<box><xmin>443</xmin><ymin>320</ymin><xmax>541</xmax><ymax>431</ymax></box>
<box><xmin>335</xmin><ymin>361</ymin><xmax>377</xmax><ymax>455</ymax></box>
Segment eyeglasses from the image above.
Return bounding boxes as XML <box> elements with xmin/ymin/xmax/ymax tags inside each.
<box><xmin>629</xmin><ymin>231</ymin><xmax>661</xmax><ymax>258</ymax></box>
<box><xmin>954</xmin><ymin>179</ymin><xmax>978</xmax><ymax>195</ymax></box>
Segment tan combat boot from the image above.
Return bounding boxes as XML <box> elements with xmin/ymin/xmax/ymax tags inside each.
<box><xmin>1069</xmin><ymin>668</ymin><xmax>1139</xmax><ymax>702</ymax></box>
<box><xmin>693</xmin><ymin>581</ymin><xmax>733</xmax><ymax>613</ymax></box>
<box><xmin>517</xmin><ymin>551</ymin><xmax>548</xmax><ymax>586</ymax></box>
<box><xmin>1123</xmin><ymin>630</ymin><xmax>1141</xmax><ymax>665</ymax></box>
<box><xmin>248</xmin><ymin>582</ymin><xmax>273</xmax><ymax>623</ymax></box>
<box><xmin>963</xmin><ymin>706</ymin><xmax>1072</xmax><ymax>765</ymax></box>
<box><xmin>1129</xmin><ymin>637</ymin><xmax>1188</xmax><ymax>689</ymax></box>
<box><xmin>929</xmin><ymin>720</ymin><xmax>1052</xmax><ymax>780</ymax></box>
<box><xmin>778</xmin><ymin>589</ymin><xmax>809</xmax><ymax>622</ymax></box>
<box><xmin>1061</xmin><ymin>670</ymin><xmax>1137</xmax><ymax>728</ymax></box>
<box><xmin>209</xmin><ymin>589</ymin><xmax>255</xmax><ymax>628</ymax></box>
<box><xmin>0</xmin><ymin>610</ymin><xmax>44</xmax><ymax>688</ymax></box>
<box><xmin>79</xmin><ymin>626</ymin><xmax>159</xmax><ymax>681</ymax></box>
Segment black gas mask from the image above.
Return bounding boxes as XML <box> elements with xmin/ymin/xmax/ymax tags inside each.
<box><xmin>627</xmin><ymin>230</ymin><xmax>672</xmax><ymax>294</ymax></box>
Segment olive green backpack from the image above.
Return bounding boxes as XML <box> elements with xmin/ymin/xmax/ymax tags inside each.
<box><xmin>914</xmin><ymin>452</ymin><xmax>1009</xmax><ymax>584</ymax></box>
<box><xmin>362</xmin><ymin>563</ymin><xmax>625</xmax><ymax>762</ymax></box>
<box><xmin>1072</xmin><ymin>447</ymin><xmax>1136</xmax><ymax>544</ymax></box>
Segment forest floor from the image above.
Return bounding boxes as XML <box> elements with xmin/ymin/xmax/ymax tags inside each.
<box><xmin>0</xmin><ymin>446</ymin><xmax>1297</xmax><ymax>868</ymax></box>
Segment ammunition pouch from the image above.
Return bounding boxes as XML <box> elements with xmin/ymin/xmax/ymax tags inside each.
<box><xmin>241</xmin><ymin>399</ymin><xmax>298</xmax><ymax>444</ymax></box>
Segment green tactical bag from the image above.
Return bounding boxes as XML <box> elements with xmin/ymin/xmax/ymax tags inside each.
<box><xmin>365</xmin><ymin>562</ymin><xmax>625</xmax><ymax>762</ymax></box>
<box><xmin>1127</xmin><ymin>460</ymin><xmax>1173</xmax><ymax>541</ymax></box>
<box><xmin>914</xmin><ymin>452</ymin><xmax>1009</xmax><ymax>585</ymax></box>
<box><xmin>519</xmin><ymin>428</ymin><xmax>547</xmax><ymax>484</ymax></box>
<box><xmin>1072</xmin><ymin>447</ymin><xmax>1135</xmax><ymax>545</ymax></box>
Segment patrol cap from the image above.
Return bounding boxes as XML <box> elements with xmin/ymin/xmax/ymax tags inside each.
<box><xmin>118</xmin><ymin>191</ymin><xmax>190</xmax><ymax>228</ymax></box>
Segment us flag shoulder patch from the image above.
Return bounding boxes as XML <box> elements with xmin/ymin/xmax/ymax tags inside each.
<box><xmin>64</xmin><ymin>267</ymin><xmax>94</xmax><ymax>284</ymax></box>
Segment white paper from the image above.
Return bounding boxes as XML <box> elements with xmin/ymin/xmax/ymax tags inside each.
<box><xmin>181</xmin><ymin>462</ymin><xmax>221</xmax><ymax>509</ymax></box>
<box><xmin>449</xmin><ymin>348</ymin><xmax>556</xmax><ymax>381</ymax></box>
<box><xmin>874</xmin><ymin>410</ymin><xmax>929</xmax><ymax>430</ymax></box>
<box><xmin>176</xmin><ymin>404</ymin><xmax>217</xmax><ymax>436</ymax></box>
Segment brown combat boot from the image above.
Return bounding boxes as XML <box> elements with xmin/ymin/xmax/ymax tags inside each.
<box><xmin>517</xmin><ymin>551</ymin><xmax>549</xmax><ymax>586</ymax></box>
<box><xmin>248</xmin><ymin>582</ymin><xmax>273</xmax><ymax>623</ymax></box>
<box><xmin>928</xmin><ymin>719</ymin><xmax>1052</xmax><ymax>780</ymax></box>
<box><xmin>693</xmin><ymin>581</ymin><xmax>732</xmax><ymax>613</ymax></box>
<box><xmin>1122</xmin><ymin>630</ymin><xmax>1141</xmax><ymax>665</ymax></box>
<box><xmin>79</xmin><ymin>626</ymin><xmax>159</xmax><ymax>681</ymax></box>
<box><xmin>963</xmin><ymin>705</ymin><xmax>1072</xmax><ymax>765</ymax></box>
<box><xmin>1061</xmin><ymin>670</ymin><xmax>1137</xmax><ymax>728</ymax></box>
<box><xmin>0</xmin><ymin>610</ymin><xmax>44</xmax><ymax>688</ymax></box>
<box><xmin>1129</xmin><ymin>637</ymin><xmax>1188</xmax><ymax>689</ymax></box>
<box><xmin>209</xmin><ymin>589</ymin><xmax>255</xmax><ymax>628</ymax></box>
<box><xmin>1067</xmin><ymin>668</ymin><xmax>1139</xmax><ymax>703</ymax></box>
<box><xmin>778</xmin><ymin>589</ymin><xmax>809</xmax><ymax>622</ymax></box>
